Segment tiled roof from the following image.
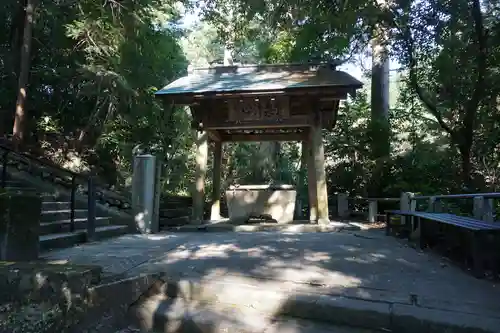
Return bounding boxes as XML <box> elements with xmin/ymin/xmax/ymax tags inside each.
<box><xmin>155</xmin><ymin>63</ymin><xmax>363</xmax><ymax>97</ymax></box>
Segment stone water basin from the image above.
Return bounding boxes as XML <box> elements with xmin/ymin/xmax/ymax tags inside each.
<box><xmin>225</xmin><ymin>184</ymin><xmax>296</xmax><ymax>224</ymax></box>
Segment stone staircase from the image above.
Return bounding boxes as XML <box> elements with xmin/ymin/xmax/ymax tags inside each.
<box><xmin>158</xmin><ymin>196</ymin><xmax>229</xmax><ymax>228</ymax></box>
<box><xmin>159</xmin><ymin>195</ymin><xmax>193</xmax><ymax>228</ymax></box>
<box><xmin>2</xmin><ymin>177</ymin><xmax>129</xmax><ymax>252</ymax></box>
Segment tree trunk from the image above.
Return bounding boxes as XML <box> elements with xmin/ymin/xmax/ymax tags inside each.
<box><xmin>223</xmin><ymin>44</ymin><xmax>234</xmax><ymax>66</ymax></box>
<box><xmin>459</xmin><ymin>144</ymin><xmax>473</xmax><ymax>190</ymax></box>
<box><xmin>369</xmin><ymin>19</ymin><xmax>390</xmax><ymax>197</ymax></box>
<box><xmin>370</xmin><ymin>1</ymin><xmax>390</xmax><ymax>161</ymax></box>
<box><xmin>12</xmin><ymin>0</ymin><xmax>35</xmax><ymax>150</ymax></box>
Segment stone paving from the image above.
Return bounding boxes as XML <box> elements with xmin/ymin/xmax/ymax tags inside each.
<box><xmin>43</xmin><ymin>229</ymin><xmax>500</xmax><ymax>330</ymax></box>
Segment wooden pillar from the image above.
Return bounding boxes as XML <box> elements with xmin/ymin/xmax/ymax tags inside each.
<box><xmin>192</xmin><ymin>130</ymin><xmax>208</xmax><ymax>224</ymax></box>
<box><xmin>307</xmin><ymin>134</ymin><xmax>318</xmax><ymax>222</ymax></box>
<box><xmin>210</xmin><ymin>140</ymin><xmax>222</xmax><ymax>220</ymax></box>
<box><xmin>295</xmin><ymin>140</ymin><xmax>308</xmax><ymax>219</ymax></box>
<box><xmin>310</xmin><ymin>110</ymin><xmax>330</xmax><ymax>224</ymax></box>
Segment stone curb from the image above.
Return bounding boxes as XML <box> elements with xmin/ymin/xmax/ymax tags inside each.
<box><xmin>164</xmin><ymin>223</ymin><xmax>360</xmax><ymax>233</ymax></box>
<box><xmin>68</xmin><ymin>273</ymin><xmax>162</xmax><ymax>332</ymax></box>
<box><xmin>0</xmin><ymin>262</ymin><xmax>102</xmax><ymax>304</ymax></box>
<box><xmin>144</xmin><ymin>277</ymin><xmax>500</xmax><ymax>333</ymax></box>
<box><xmin>0</xmin><ymin>273</ymin><xmax>161</xmax><ymax>333</ymax></box>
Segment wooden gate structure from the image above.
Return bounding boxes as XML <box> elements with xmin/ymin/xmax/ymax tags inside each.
<box><xmin>155</xmin><ymin>63</ymin><xmax>362</xmax><ymax>225</ymax></box>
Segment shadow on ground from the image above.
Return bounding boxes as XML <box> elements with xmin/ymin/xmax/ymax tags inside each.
<box><xmin>42</xmin><ymin>228</ymin><xmax>500</xmax><ymax>332</ymax></box>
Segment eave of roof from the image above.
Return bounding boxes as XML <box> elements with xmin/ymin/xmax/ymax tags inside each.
<box><xmin>155</xmin><ymin>63</ymin><xmax>363</xmax><ymax>99</ymax></box>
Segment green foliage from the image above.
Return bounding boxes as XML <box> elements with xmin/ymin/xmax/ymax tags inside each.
<box><xmin>388</xmin><ymin>0</ymin><xmax>499</xmax><ymax>188</ymax></box>
<box><xmin>180</xmin><ymin>22</ymin><xmax>223</xmax><ymax>67</ymax></box>
<box><xmin>0</xmin><ymin>0</ymin><xmax>191</xmax><ymax>193</ymax></box>
<box><xmin>1</xmin><ymin>0</ymin><xmax>500</xmax><ymax>203</ymax></box>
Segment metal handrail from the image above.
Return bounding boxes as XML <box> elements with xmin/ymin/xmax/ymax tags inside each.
<box><xmin>0</xmin><ymin>141</ymin><xmax>132</xmax><ymax>201</ymax></box>
<box><xmin>348</xmin><ymin>197</ymin><xmax>400</xmax><ymax>202</ymax></box>
<box><xmin>0</xmin><ymin>143</ymin><xmax>99</xmax><ymax>234</ymax></box>
<box><xmin>412</xmin><ymin>193</ymin><xmax>500</xmax><ymax>200</ymax></box>
<box><xmin>0</xmin><ymin>139</ymin><xmax>81</xmax><ymax>177</ymax></box>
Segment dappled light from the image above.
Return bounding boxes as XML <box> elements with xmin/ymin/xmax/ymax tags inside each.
<box><xmin>1</xmin><ymin>0</ymin><xmax>500</xmax><ymax>331</ymax></box>
<box><xmin>43</xmin><ymin>230</ymin><xmax>500</xmax><ymax>309</ymax></box>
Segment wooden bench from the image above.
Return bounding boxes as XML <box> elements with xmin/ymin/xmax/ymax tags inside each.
<box><xmin>385</xmin><ymin>210</ymin><xmax>500</xmax><ymax>277</ymax></box>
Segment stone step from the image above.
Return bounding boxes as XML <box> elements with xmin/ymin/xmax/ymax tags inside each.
<box><xmin>1</xmin><ymin>180</ymin><xmax>28</xmax><ymax>187</ymax></box>
<box><xmin>159</xmin><ymin>216</ymin><xmax>190</xmax><ymax>227</ymax></box>
<box><xmin>40</xmin><ymin>208</ymin><xmax>89</xmax><ymax>222</ymax></box>
<box><xmin>163</xmin><ymin>222</ymin><xmax>359</xmax><ymax>233</ymax></box>
<box><xmin>42</xmin><ymin>201</ymin><xmax>71</xmax><ymax>210</ymax></box>
<box><xmin>40</xmin><ymin>216</ymin><xmax>111</xmax><ymax>235</ymax></box>
<box><xmin>92</xmin><ymin>320</ymin><xmax>378</xmax><ymax>333</ymax></box>
<box><xmin>41</xmin><ymin>193</ymin><xmax>62</xmax><ymax>200</ymax></box>
<box><xmin>40</xmin><ymin>194</ymin><xmax>87</xmax><ymax>207</ymax></box>
<box><xmin>161</xmin><ymin>199</ymin><xmax>192</xmax><ymax>210</ymax></box>
<box><xmin>160</xmin><ymin>207</ymin><xmax>191</xmax><ymax>218</ymax></box>
<box><xmin>39</xmin><ymin>225</ymin><xmax>129</xmax><ymax>251</ymax></box>
<box><xmin>258</xmin><ymin>317</ymin><xmax>378</xmax><ymax>333</ymax></box>
<box><xmin>131</xmin><ymin>298</ymin><xmax>377</xmax><ymax>333</ymax></box>
<box><xmin>129</xmin><ymin>277</ymin><xmax>500</xmax><ymax>333</ymax></box>
<box><xmin>3</xmin><ymin>189</ymin><xmax>72</xmax><ymax>204</ymax></box>
<box><xmin>3</xmin><ymin>186</ymin><xmax>39</xmax><ymax>192</ymax></box>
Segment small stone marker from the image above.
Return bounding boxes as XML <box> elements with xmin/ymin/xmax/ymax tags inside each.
<box><xmin>0</xmin><ymin>191</ymin><xmax>41</xmax><ymax>261</ymax></box>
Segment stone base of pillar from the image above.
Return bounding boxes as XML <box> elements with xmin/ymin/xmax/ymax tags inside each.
<box><xmin>317</xmin><ymin>218</ymin><xmax>330</xmax><ymax>226</ymax></box>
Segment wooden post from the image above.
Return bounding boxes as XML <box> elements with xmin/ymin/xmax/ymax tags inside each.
<box><xmin>310</xmin><ymin>111</ymin><xmax>330</xmax><ymax>225</ymax></box>
<box><xmin>400</xmin><ymin>192</ymin><xmax>415</xmax><ymax>226</ymax></box>
<box><xmin>306</xmin><ymin>133</ymin><xmax>317</xmax><ymax>223</ymax></box>
<box><xmin>428</xmin><ymin>196</ymin><xmax>442</xmax><ymax>213</ymax></box>
<box><xmin>337</xmin><ymin>193</ymin><xmax>349</xmax><ymax>218</ymax></box>
<box><xmin>192</xmin><ymin>130</ymin><xmax>208</xmax><ymax>224</ymax></box>
<box><xmin>210</xmin><ymin>140</ymin><xmax>222</xmax><ymax>220</ymax></box>
<box><xmin>368</xmin><ymin>200</ymin><xmax>378</xmax><ymax>223</ymax></box>
<box><xmin>295</xmin><ymin>140</ymin><xmax>307</xmax><ymax>219</ymax></box>
<box><xmin>473</xmin><ymin>196</ymin><xmax>494</xmax><ymax>222</ymax></box>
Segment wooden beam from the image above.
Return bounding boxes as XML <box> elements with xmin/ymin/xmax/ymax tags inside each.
<box><xmin>191</xmin><ymin>90</ymin><xmax>349</xmax><ymax>102</ymax></box>
<box><xmin>204</xmin><ymin>116</ymin><xmax>310</xmax><ymax>130</ymax></box>
<box><xmin>207</xmin><ymin>130</ymin><xmax>222</xmax><ymax>142</ymax></box>
<box><xmin>155</xmin><ymin>88</ymin><xmax>351</xmax><ymax>106</ymax></box>
<box><xmin>221</xmin><ymin>132</ymin><xmax>307</xmax><ymax>142</ymax></box>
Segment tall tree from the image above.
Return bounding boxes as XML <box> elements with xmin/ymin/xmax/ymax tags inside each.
<box><xmin>389</xmin><ymin>0</ymin><xmax>491</xmax><ymax>188</ymax></box>
<box><xmin>12</xmin><ymin>0</ymin><xmax>35</xmax><ymax>148</ymax></box>
<box><xmin>368</xmin><ymin>0</ymin><xmax>391</xmax><ymax>196</ymax></box>
<box><xmin>0</xmin><ymin>0</ymin><xmax>190</xmax><ymax>189</ymax></box>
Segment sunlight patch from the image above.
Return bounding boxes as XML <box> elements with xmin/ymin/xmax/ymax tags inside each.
<box><xmin>303</xmin><ymin>250</ymin><xmax>331</xmax><ymax>262</ymax></box>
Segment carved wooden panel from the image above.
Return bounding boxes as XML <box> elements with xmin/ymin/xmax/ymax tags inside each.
<box><xmin>228</xmin><ymin>96</ymin><xmax>289</xmax><ymax>122</ymax></box>
<box><xmin>233</xmin><ymin>98</ymin><xmax>261</xmax><ymax>121</ymax></box>
<box><xmin>289</xmin><ymin>97</ymin><xmax>310</xmax><ymax>116</ymax></box>
<box><xmin>194</xmin><ymin>101</ymin><xmax>230</xmax><ymax>128</ymax></box>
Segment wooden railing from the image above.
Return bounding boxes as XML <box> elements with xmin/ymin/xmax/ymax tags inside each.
<box><xmin>0</xmin><ymin>142</ymin><xmax>136</xmax><ymax>237</ymax></box>
<box><xmin>335</xmin><ymin>194</ymin><xmax>400</xmax><ymax>221</ymax></box>
<box><xmin>0</xmin><ymin>144</ymin><xmax>97</xmax><ymax>235</ymax></box>
<box><xmin>334</xmin><ymin>192</ymin><xmax>499</xmax><ymax>223</ymax></box>
<box><xmin>0</xmin><ymin>141</ymin><xmax>197</xmax><ymax>232</ymax></box>
<box><xmin>411</xmin><ymin>192</ymin><xmax>499</xmax><ymax>222</ymax></box>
